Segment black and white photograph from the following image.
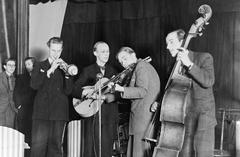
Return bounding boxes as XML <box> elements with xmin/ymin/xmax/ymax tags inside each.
<box><xmin>0</xmin><ymin>0</ymin><xmax>239</xmax><ymax>157</ymax></box>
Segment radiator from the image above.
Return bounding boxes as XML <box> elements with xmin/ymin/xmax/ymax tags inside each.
<box><xmin>0</xmin><ymin>126</ymin><xmax>29</xmax><ymax>157</ymax></box>
<box><xmin>68</xmin><ymin>120</ymin><xmax>82</xmax><ymax>157</ymax></box>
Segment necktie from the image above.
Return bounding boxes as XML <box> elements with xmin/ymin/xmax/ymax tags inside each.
<box><xmin>99</xmin><ymin>65</ymin><xmax>105</xmax><ymax>75</ymax></box>
<box><xmin>7</xmin><ymin>75</ymin><xmax>13</xmax><ymax>91</ymax></box>
<box><xmin>99</xmin><ymin>65</ymin><xmax>105</xmax><ymax>71</ymax></box>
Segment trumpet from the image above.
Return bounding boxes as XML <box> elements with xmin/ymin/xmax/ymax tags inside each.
<box><xmin>59</xmin><ymin>60</ymin><xmax>78</xmax><ymax>76</ymax></box>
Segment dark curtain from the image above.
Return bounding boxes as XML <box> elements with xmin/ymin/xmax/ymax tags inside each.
<box><xmin>61</xmin><ymin>0</ymin><xmax>176</xmax><ymax>86</ymax></box>
<box><xmin>0</xmin><ymin>0</ymin><xmax>17</xmax><ymax>70</ymax></box>
<box><xmin>61</xmin><ymin>0</ymin><xmax>240</xmax><ymax>155</ymax></box>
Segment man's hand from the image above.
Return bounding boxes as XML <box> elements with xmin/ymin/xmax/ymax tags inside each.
<box><xmin>108</xmin><ymin>82</ymin><xmax>124</xmax><ymax>92</ymax></box>
<box><xmin>82</xmin><ymin>87</ymin><xmax>94</xmax><ymax>98</ymax></box>
<box><xmin>90</xmin><ymin>93</ymin><xmax>106</xmax><ymax>100</ymax></box>
<box><xmin>177</xmin><ymin>48</ymin><xmax>193</xmax><ymax>67</ymax></box>
<box><xmin>47</xmin><ymin>58</ymin><xmax>63</xmax><ymax>78</ymax></box>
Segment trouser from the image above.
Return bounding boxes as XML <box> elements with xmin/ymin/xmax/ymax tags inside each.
<box><xmin>194</xmin><ymin>127</ymin><xmax>215</xmax><ymax>157</ymax></box>
<box><xmin>17</xmin><ymin>117</ymin><xmax>32</xmax><ymax>157</ymax></box>
<box><xmin>127</xmin><ymin>133</ymin><xmax>151</xmax><ymax>157</ymax></box>
<box><xmin>180</xmin><ymin>112</ymin><xmax>215</xmax><ymax>157</ymax></box>
<box><xmin>83</xmin><ymin>117</ymin><xmax>116</xmax><ymax>157</ymax></box>
<box><xmin>81</xmin><ymin>101</ymin><xmax>118</xmax><ymax>157</ymax></box>
<box><xmin>17</xmin><ymin>117</ymin><xmax>32</xmax><ymax>145</ymax></box>
<box><xmin>82</xmin><ymin>114</ymin><xmax>117</xmax><ymax>157</ymax></box>
<box><xmin>30</xmin><ymin>119</ymin><xmax>66</xmax><ymax>157</ymax></box>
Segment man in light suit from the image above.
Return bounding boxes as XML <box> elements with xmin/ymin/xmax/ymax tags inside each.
<box><xmin>165</xmin><ymin>29</ymin><xmax>217</xmax><ymax>157</ymax></box>
<box><xmin>0</xmin><ymin>58</ymin><xmax>17</xmax><ymax>128</ymax></box>
<box><xmin>111</xmin><ymin>47</ymin><xmax>161</xmax><ymax>157</ymax></box>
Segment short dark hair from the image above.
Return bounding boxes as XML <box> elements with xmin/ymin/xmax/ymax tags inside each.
<box><xmin>47</xmin><ymin>37</ymin><xmax>63</xmax><ymax>48</ymax></box>
<box><xmin>93</xmin><ymin>41</ymin><xmax>108</xmax><ymax>52</ymax></box>
<box><xmin>3</xmin><ymin>58</ymin><xmax>16</xmax><ymax>66</ymax></box>
<box><xmin>175</xmin><ymin>29</ymin><xmax>185</xmax><ymax>41</ymax></box>
<box><xmin>116</xmin><ymin>46</ymin><xmax>135</xmax><ymax>60</ymax></box>
<box><xmin>24</xmin><ymin>57</ymin><xmax>36</xmax><ymax>64</ymax></box>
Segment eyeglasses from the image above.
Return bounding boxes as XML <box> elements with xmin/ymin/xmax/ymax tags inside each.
<box><xmin>6</xmin><ymin>64</ymin><xmax>16</xmax><ymax>67</ymax></box>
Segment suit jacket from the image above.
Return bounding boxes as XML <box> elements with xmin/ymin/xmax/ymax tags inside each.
<box><xmin>13</xmin><ymin>72</ymin><xmax>36</xmax><ymax>120</ymax></box>
<box><xmin>30</xmin><ymin>59</ymin><xmax>73</xmax><ymax>121</ymax></box>
<box><xmin>121</xmin><ymin>60</ymin><xmax>161</xmax><ymax>135</ymax></box>
<box><xmin>0</xmin><ymin>72</ymin><xmax>16</xmax><ymax>113</ymax></box>
<box><xmin>187</xmin><ymin>51</ymin><xmax>217</xmax><ymax>130</ymax></box>
<box><xmin>72</xmin><ymin>63</ymin><xmax>118</xmax><ymax>124</ymax></box>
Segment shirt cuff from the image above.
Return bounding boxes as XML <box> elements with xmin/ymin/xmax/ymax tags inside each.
<box><xmin>188</xmin><ymin>62</ymin><xmax>194</xmax><ymax>71</ymax></box>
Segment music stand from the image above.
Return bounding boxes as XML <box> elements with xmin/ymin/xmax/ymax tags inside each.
<box><xmin>214</xmin><ymin>109</ymin><xmax>230</xmax><ymax>157</ymax></box>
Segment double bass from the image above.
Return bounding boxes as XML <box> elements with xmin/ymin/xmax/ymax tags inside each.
<box><xmin>152</xmin><ymin>4</ymin><xmax>212</xmax><ymax>157</ymax></box>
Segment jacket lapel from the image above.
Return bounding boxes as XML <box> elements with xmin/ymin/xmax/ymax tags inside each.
<box><xmin>2</xmin><ymin>72</ymin><xmax>9</xmax><ymax>90</ymax></box>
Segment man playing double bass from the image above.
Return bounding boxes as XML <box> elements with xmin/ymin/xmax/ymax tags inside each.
<box><xmin>165</xmin><ymin>29</ymin><xmax>217</xmax><ymax>157</ymax></box>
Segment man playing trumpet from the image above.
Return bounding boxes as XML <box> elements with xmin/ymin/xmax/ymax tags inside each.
<box><xmin>30</xmin><ymin>37</ymin><xmax>73</xmax><ymax>157</ymax></box>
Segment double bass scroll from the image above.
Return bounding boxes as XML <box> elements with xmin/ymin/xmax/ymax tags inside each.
<box><xmin>152</xmin><ymin>4</ymin><xmax>212</xmax><ymax>157</ymax></box>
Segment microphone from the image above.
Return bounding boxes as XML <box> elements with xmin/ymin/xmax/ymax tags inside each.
<box><xmin>96</xmin><ymin>73</ymin><xmax>103</xmax><ymax>81</ymax></box>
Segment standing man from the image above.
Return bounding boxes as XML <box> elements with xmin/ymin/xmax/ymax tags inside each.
<box><xmin>0</xmin><ymin>58</ymin><xmax>17</xmax><ymax>128</ymax></box>
<box><xmin>111</xmin><ymin>47</ymin><xmax>160</xmax><ymax>157</ymax></box>
<box><xmin>165</xmin><ymin>29</ymin><xmax>216</xmax><ymax>157</ymax></box>
<box><xmin>72</xmin><ymin>41</ymin><xmax>118</xmax><ymax>157</ymax></box>
<box><xmin>14</xmin><ymin>57</ymin><xmax>36</xmax><ymax>156</ymax></box>
<box><xmin>30</xmin><ymin>37</ymin><xmax>73</xmax><ymax>157</ymax></box>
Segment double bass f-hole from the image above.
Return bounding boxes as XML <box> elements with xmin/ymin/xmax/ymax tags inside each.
<box><xmin>152</xmin><ymin>4</ymin><xmax>212</xmax><ymax>157</ymax></box>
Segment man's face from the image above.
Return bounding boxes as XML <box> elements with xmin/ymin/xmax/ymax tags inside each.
<box><xmin>166</xmin><ymin>32</ymin><xmax>182</xmax><ymax>57</ymax></box>
<box><xmin>117</xmin><ymin>51</ymin><xmax>135</xmax><ymax>69</ymax></box>
<box><xmin>94</xmin><ymin>43</ymin><xmax>110</xmax><ymax>64</ymax></box>
<box><xmin>4</xmin><ymin>60</ymin><xmax>16</xmax><ymax>75</ymax></box>
<box><xmin>49</xmin><ymin>43</ymin><xmax>63</xmax><ymax>60</ymax></box>
<box><xmin>25</xmin><ymin>59</ymin><xmax>34</xmax><ymax>73</ymax></box>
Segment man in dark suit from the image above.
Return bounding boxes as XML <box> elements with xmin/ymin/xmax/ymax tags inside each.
<box><xmin>72</xmin><ymin>41</ymin><xmax>118</xmax><ymax>157</ymax></box>
<box><xmin>13</xmin><ymin>57</ymin><xmax>36</xmax><ymax>155</ymax></box>
<box><xmin>0</xmin><ymin>58</ymin><xmax>17</xmax><ymax>128</ymax></box>
<box><xmin>165</xmin><ymin>29</ymin><xmax>217</xmax><ymax>157</ymax></box>
<box><xmin>30</xmin><ymin>37</ymin><xmax>73</xmax><ymax>157</ymax></box>
<box><xmin>111</xmin><ymin>47</ymin><xmax>161</xmax><ymax>157</ymax></box>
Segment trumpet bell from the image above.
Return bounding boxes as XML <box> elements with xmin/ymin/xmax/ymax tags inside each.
<box><xmin>66</xmin><ymin>64</ymin><xmax>78</xmax><ymax>76</ymax></box>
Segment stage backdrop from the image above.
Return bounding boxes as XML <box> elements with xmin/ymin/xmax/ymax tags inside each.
<box><xmin>29</xmin><ymin>0</ymin><xmax>67</xmax><ymax>61</ymax></box>
<box><xmin>60</xmin><ymin>0</ymin><xmax>240</xmax><ymax>155</ymax></box>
